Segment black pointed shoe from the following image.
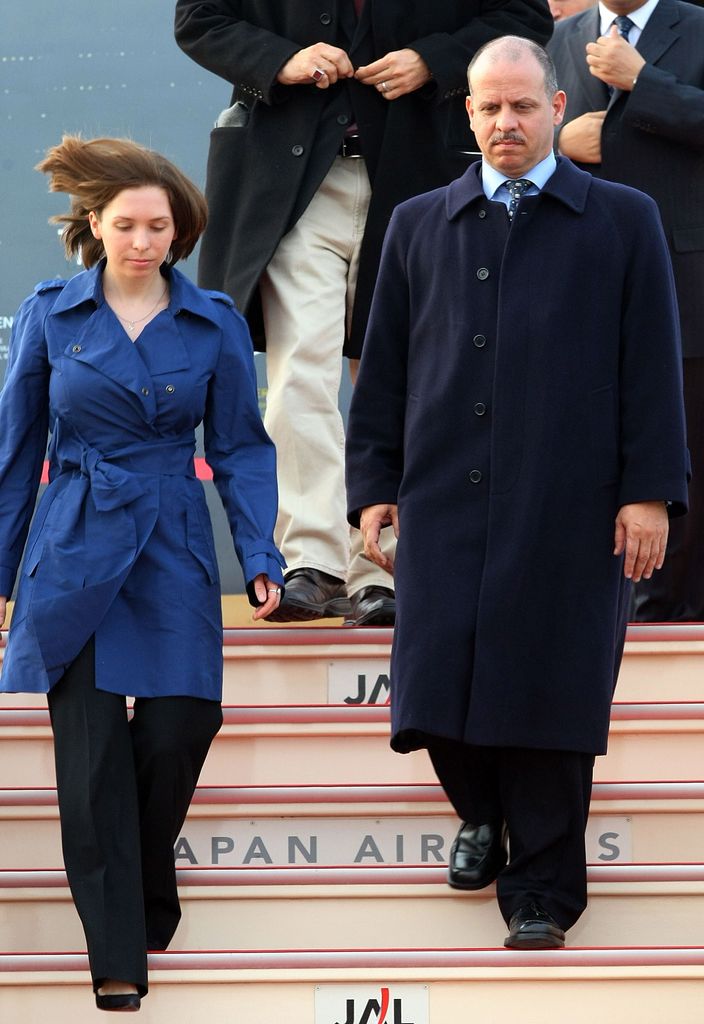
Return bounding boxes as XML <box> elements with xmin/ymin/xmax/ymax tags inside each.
<box><xmin>348</xmin><ymin>585</ymin><xmax>396</xmax><ymax>627</ymax></box>
<box><xmin>447</xmin><ymin>821</ymin><xmax>508</xmax><ymax>890</ymax></box>
<box><xmin>504</xmin><ymin>902</ymin><xmax>566</xmax><ymax>949</ymax></box>
<box><xmin>264</xmin><ymin>567</ymin><xmax>351</xmax><ymax>622</ymax></box>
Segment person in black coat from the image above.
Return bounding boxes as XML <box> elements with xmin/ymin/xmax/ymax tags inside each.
<box><xmin>175</xmin><ymin>0</ymin><xmax>553</xmax><ymax>626</ymax></box>
<box><xmin>346</xmin><ymin>37</ymin><xmax>688</xmax><ymax>947</ymax></box>
<box><xmin>548</xmin><ymin>0</ymin><xmax>704</xmax><ymax>621</ymax></box>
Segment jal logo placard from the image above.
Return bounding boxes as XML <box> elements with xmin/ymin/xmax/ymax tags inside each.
<box><xmin>328</xmin><ymin>660</ymin><xmax>392</xmax><ymax>705</ymax></box>
<box><xmin>315</xmin><ymin>985</ymin><xmax>428</xmax><ymax>1024</ymax></box>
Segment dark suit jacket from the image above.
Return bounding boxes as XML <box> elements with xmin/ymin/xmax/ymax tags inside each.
<box><xmin>175</xmin><ymin>0</ymin><xmax>553</xmax><ymax>356</ymax></box>
<box><xmin>548</xmin><ymin>0</ymin><xmax>704</xmax><ymax>357</ymax></box>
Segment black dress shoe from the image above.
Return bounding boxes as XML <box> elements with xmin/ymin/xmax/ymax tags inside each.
<box><xmin>504</xmin><ymin>902</ymin><xmax>566</xmax><ymax>949</ymax></box>
<box><xmin>264</xmin><ymin>567</ymin><xmax>351</xmax><ymax>622</ymax></box>
<box><xmin>348</xmin><ymin>585</ymin><xmax>395</xmax><ymax>627</ymax></box>
<box><xmin>447</xmin><ymin>821</ymin><xmax>507</xmax><ymax>890</ymax></box>
<box><xmin>95</xmin><ymin>991</ymin><xmax>141</xmax><ymax>1012</ymax></box>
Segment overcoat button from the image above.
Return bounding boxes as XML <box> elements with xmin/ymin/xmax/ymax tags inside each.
<box><xmin>72</xmin><ymin>344</ymin><xmax>81</xmax><ymax>353</ymax></box>
<box><xmin>320</xmin><ymin>12</ymin><xmax>332</xmax><ymax>25</ymax></box>
<box><xmin>337</xmin><ymin>113</ymin><xmax>349</xmax><ymax>126</ymax></box>
<box><xmin>141</xmin><ymin>387</ymin><xmax>150</xmax><ymax>396</ymax></box>
<box><xmin>474</xmin><ymin>402</ymin><xmax>487</xmax><ymax>416</ymax></box>
<box><xmin>469</xmin><ymin>470</ymin><xmax>483</xmax><ymax>484</ymax></box>
<box><xmin>478</xmin><ymin>210</ymin><xmax>487</xmax><ymax>219</ymax></box>
<box><xmin>292</xmin><ymin>144</ymin><xmax>305</xmax><ymax>157</ymax></box>
<box><xmin>476</xmin><ymin>267</ymin><xmax>489</xmax><ymax>280</ymax></box>
<box><xmin>165</xmin><ymin>384</ymin><xmax>175</xmax><ymax>394</ymax></box>
<box><xmin>473</xmin><ymin>334</ymin><xmax>487</xmax><ymax>348</ymax></box>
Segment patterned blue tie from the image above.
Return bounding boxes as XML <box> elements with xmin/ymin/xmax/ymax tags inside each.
<box><xmin>614</xmin><ymin>14</ymin><xmax>634</xmax><ymax>40</ymax></box>
<box><xmin>505</xmin><ymin>178</ymin><xmax>532</xmax><ymax>220</ymax></box>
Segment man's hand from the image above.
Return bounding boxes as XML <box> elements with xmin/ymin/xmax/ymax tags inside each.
<box><xmin>0</xmin><ymin>596</ymin><xmax>6</xmax><ymax>629</ymax></box>
<box><xmin>277</xmin><ymin>43</ymin><xmax>354</xmax><ymax>88</ymax></box>
<box><xmin>614</xmin><ymin>501</ymin><xmax>669</xmax><ymax>582</ymax></box>
<box><xmin>355</xmin><ymin>49</ymin><xmax>431</xmax><ymax>100</ymax></box>
<box><xmin>557</xmin><ymin>111</ymin><xmax>606</xmax><ymax>163</ymax></box>
<box><xmin>586</xmin><ymin>26</ymin><xmax>646</xmax><ymax>92</ymax></box>
<box><xmin>360</xmin><ymin>504</ymin><xmax>399</xmax><ymax>574</ymax></box>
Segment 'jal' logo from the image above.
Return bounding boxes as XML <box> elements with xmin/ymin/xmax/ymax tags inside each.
<box><xmin>335</xmin><ymin>988</ymin><xmax>414</xmax><ymax>1024</ymax></box>
<box><xmin>344</xmin><ymin>673</ymin><xmax>391</xmax><ymax>705</ymax></box>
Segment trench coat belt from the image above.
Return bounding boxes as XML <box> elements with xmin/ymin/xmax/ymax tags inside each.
<box><xmin>62</xmin><ymin>439</ymin><xmax>197</xmax><ymax>514</ymax></box>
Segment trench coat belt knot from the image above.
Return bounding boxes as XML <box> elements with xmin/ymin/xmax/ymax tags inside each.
<box><xmin>64</xmin><ymin>437</ymin><xmax>197</xmax><ymax>513</ymax></box>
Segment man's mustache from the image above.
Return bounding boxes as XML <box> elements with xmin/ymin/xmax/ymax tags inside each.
<box><xmin>490</xmin><ymin>132</ymin><xmax>525</xmax><ymax>144</ymax></box>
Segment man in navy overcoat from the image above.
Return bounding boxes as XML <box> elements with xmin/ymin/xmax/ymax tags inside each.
<box><xmin>346</xmin><ymin>36</ymin><xmax>689</xmax><ymax>948</ymax></box>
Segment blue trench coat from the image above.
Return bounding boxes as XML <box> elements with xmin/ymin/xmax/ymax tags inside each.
<box><xmin>346</xmin><ymin>158</ymin><xmax>689</xmax><ymax>756</ymax></box>
<box><xmin>0</xmin><ymin>263</ymin><xmax>285</xmax><ymax>699</ymax></box>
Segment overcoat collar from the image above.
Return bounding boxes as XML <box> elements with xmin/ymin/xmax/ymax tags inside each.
<box><xmin>49</xmin><ymin>260</ymin><xmax>225</xmax><ymax>326</ymax></box>
<box><xmin>445</xmin><ymin>157</ymin><xmax>592</xmax><ymax>221</ymax></box>
<box><xmin>47</xmin><ymin>262</ymin><xmax>223</xmax><ymax>426</ymax></box>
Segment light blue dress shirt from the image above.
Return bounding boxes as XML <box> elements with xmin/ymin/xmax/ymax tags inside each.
<box><xmin>480</xmin><ymin>151</ymin><xmax>557</xmax><ymax>211</ymax></box>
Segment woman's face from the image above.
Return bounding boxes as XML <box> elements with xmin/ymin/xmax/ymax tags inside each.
<box><xmin>88</xmin><ymin>186</ymin><xmax>176</xmax><ymax>283</ymax></box>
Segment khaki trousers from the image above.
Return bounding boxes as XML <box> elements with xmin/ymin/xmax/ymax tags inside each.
<box><xmin>261</xmin><ymin>156</ymin><xmax>395</xmax><ymax>594</ymax></box>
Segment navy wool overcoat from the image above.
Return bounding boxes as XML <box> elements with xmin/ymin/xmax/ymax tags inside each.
<box><xmin>0</xmin><ymin>263</ymin><xmax>285</xmax><ymax>699</ymax></box>
<box><xmin>346</xmin><ymin>158</ymin><xmax>689</xmax><ymax>756</ymax></box>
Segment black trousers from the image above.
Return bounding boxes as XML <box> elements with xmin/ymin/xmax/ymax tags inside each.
<box><xmin>47</xmin><ymin>638</ymin><xmax>222</xmax><ymax>995</ymax></box>
<box><xmin>427</xmin><ymin>738</ymin><xmax>594</xmax><ymax>931</ymax></box>
<box><xmin>633</xmin><ymin>357</ymin><xmax>704</xmax><ymax>621</ymax></box>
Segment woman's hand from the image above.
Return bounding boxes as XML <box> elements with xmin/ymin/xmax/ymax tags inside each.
<box><xmin>251</xmin><ymin>574</ymin><xmax>282</xmax><ymax>620</ymax></box>
<box><xmin>0</xmin><ymin>596</ymin><xmax>6</xmax><ymax>629</ymax></box>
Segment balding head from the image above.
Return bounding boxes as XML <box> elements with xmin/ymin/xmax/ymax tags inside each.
<box><xmin>468</xmin><ymin>36</ymin><xmax>559</xmax><ymax>100</ymax></box>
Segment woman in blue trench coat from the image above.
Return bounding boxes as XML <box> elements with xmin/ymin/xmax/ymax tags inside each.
<box><xmin>0</xmin><ymin>136</ymin><xmax>285</xmax><ymax>1011</ymax></box>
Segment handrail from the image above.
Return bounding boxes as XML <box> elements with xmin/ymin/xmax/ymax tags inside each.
<box><xmin>1</xmin><ymin>862</ymin><xmax>703</xmax><ymax>889</ymax></box>
<box><xmin>2</xmin><ymin>947</ymin><xmax>704</xmax><ymax>973</ymax></box>
<box><xmin>3</xmin><ymin>702</ymin><xmax>704</xmax><ymax>729</ymax></box>
<box><xmin>2</xmin><ymin>780</ymin><xmax>704</xmax><ymax>807</ymax></box>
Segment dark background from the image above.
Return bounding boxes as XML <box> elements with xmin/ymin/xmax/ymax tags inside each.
<box><xmin>1</xmin><ymin>2</ymin><xmax>354</xmax><ymax>591</ymax></box>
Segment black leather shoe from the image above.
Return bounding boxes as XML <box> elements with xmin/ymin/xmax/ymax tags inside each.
<box><xmin>504</xmin><ymin>902</ymin><xmax>566</xmax><ymax>949</ymax></box>
<box><xmin>447</xmin><ymin>821</ymin><xmax>507</xmax><ymax>890</ymax></box>
<box><xmin>95</xmin><ymin>991</ymin><xmax>141</xmax><ymax>1012</ymax></box>
<box><xmin>348</xmin><ymin>585</ymin><xmax>395</xmax><ymax>627</ymax></box>
<box><xmin>264</xmin><ymin>567</ymin><xmax>351</xmax><ymax>622</ymax></box>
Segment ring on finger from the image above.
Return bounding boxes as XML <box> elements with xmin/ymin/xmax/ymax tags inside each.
<box><xmin>380</xmin><ymin>80</ymin><xmax>389</xmax><ymax>93</ymax></box>
<box><xmin>312</xmin><ymin>67</ymin><xmax>326</xmax><ymax>82</ymax></box>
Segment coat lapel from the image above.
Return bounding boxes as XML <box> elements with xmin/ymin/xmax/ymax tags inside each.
<box><xmin>336</xmin><ymin>0</ymin><xmax>357</xmax><ymax>48</ymax></box>
<box><xmin>635</xmin><ymin>0</ymin><xmax>681</xmax><ymax>66</ymax></box>
<box><xmin>566</xmin><ymin>10</ymin><xmax>611</xmax><ymax>111</ymax></box>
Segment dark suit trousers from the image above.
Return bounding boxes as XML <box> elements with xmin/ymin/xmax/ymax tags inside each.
<box><xmin>633</xmin><ymin>357</ymin><xmax>704</xmax><ymax>621</ymax></box>
<box><xmin>427</xmin><ymin>738</ymin><xmax>594</xmax><ymax>931</ymax></box>
<box><xmin>47</xmin><ymin>637</ymin><xmax>222</xmax><ymax>994</ymax></box>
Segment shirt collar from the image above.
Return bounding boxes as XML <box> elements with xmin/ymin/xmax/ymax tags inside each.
<box><xmin>598</xmin><ymin>0</ymin><xmax>659</xmax><ymax>36</ymax></box>
<box><xmin>48</xmin><ymin>259</ymin><xmax>229</xmax><ymax>326</ymax></box>
<box><xmin>481</xmin><ymin>151</ymin><xmax>557</xmax><ymax>202</ymax></box>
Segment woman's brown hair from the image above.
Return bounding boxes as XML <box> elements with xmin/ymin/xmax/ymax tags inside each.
<box><xmin>36</xmin><ymin>135</ymin><xmax>208</xmax><ymax>267</ymax></box>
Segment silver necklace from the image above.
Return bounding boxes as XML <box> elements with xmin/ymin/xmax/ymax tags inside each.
<box><xmin>112</xmin><ymin>285</ymin><xmax>168</xmax><ymax>334</ymax></box>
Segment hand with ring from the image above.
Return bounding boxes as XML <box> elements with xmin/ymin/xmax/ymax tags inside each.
<box><xmin>355</xmin><ymin>48</ymin><xmax>431</xmax><ymax>100</ymax></box>
<box><xmin>252</xmin><ymin>573</ymin><xmax>283</xmax><ymax>620</ymax></box>
<box><xmin>276</xmin><ymin>42</ymin><xmax>354</xmax><ymax>88</ymax></box>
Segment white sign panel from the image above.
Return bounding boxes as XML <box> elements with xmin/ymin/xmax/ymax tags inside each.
<box><xmin>315</xmin><ymin>985</ymin><xmax>428</xmax><ymax>1024</ymax></box>
<box><xmin>328</xmin><ymin>660</ymin><xmax>392</xmax><ymax>705</ymax></box>
<box><xmin>175</xmin><ymin>815</ymin><xmax>632</xmax><ymax>866</ymax></box>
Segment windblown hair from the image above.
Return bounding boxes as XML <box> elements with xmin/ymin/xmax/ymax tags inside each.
<box><xmin>36</xmin><ymin>135</ymin><xmax>208</xmax><ymax>267</ymax></box>
<box><xmin>468</xmin><ymin>36</ymin><xmax>559</xmax><ymax>100</ymax></box>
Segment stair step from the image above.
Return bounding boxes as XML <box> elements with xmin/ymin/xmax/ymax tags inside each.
<box><xmin>4</xmin><ymin>624</ymin><xmax>704</xmax><ymax>707</ymax></box>
<box><xmin>1</xmin><ymin>949</ymin><xmax>704</xmax><ymax>1024</ymax></box>
<box><xmin>1</xmin><ymin>782</ymin><xmax>703</xmax><ymax>868</ymax></box>
<box><xmin>2</xmin><ymin>864</ymin><xmax>704</xmax><ymax>951</ymax></box>
<box><xmin>3</xmin><ymin>703</ymin><xmax>704</xmax><ymax>789</ymax></box>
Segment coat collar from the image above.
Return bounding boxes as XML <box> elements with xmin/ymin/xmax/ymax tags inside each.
<box><xmin>445</xmin><ymin>157</ymin><xmax>592</xmax><ymax>220</ymax></box>
<box><xmin>49</xmin><ymin>260</ymin><xmax>227</xmax><ymax>326</ymax></box>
